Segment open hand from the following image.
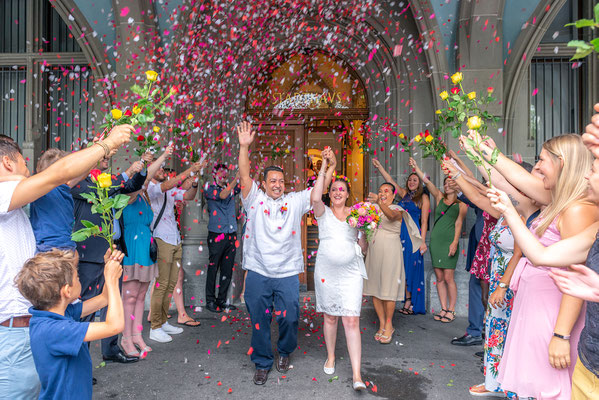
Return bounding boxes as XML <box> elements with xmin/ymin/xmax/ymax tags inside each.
<box><xmin>549</xmin><ymin>264</ymin><xmax>599</xmax><ymax>302</ymax></box>
<box><xmin>366</xmin><ymin>192</ymin><xmax>379</xmax><ymax>203</ymax></box>
<box><xmin>583</xmin><ymin>104</ymin><xmax>599</xmax><ymax>158</ymax></box>
<box><xmin>237</xmin><ymin>121</ymin><xmax>255</xmax><ymax>147</ymax></box>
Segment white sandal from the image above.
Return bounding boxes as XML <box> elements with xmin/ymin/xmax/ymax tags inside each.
<box><xmin>323</xmin><ymin>360</ymin><xmax>335</xmax><ymax>375</ymax></box>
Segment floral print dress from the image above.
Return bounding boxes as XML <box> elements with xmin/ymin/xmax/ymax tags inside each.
<box><xmin>470</xmin><ymin>211</ymin><xmax>498</xmax><ymax>282</ymax></box>
<box><xmin>484</xmin><ymin>217</ymin><xmax>515</xmax><ymax>395</ymax></box>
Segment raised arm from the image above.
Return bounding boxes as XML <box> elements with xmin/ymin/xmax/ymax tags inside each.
<box><xmin>409</xmin><ymin>157</ymin><xmax>442</xmax><ymax>202</ymax></box>
<box><xmin>323</xmin><ymin>148</ymin><xmax>337</xmax><ymax>191</ymax></box>
<box><xmin>446</xmin><ymin>149</ymin><xmax>475</xmax><ymax>178</ymax></box>
<box><xmin>146</xmin><ymin>145</ymin><xmax>173</xmax><ymax>185</ymax></box>
<box><xmin>487</xmin><ymin>188</ymin><xmax>597</xmax><ymax>266</ymax></box>
<box><xmin>441</xmin><ymin>159</ymin><xmax>500</xmax><ymax>219</ymax></box>
<box><xmin>9</xmin><ymin>125</ymin><xmax>132</xmax><ymax>211</ymax></box>
<box><xmin>372</xmin><ymin>158</ymin><xmax>406</xmax><ymax>198</ymax></box>
<box><xmin>310</xmin><ymin>151</ymin><xmax>329</xmax><ymax>217</ymax></box>
<box><xmin>465</xmin><ymin>131</ymin><xmax>551</xmax><ymax>205</ymax></box>
<box><xmin>219</xmin><ymin>170</ymin><xmax>240</xmax><ymax>200</ymax></box>
<box><xmin>237</xmin><ymin>121</ymin><xmax>255</xmax><ymax>198</ymax></box>
<box><xmin>159</xmin><ymin>159</ymin><xmax>204</xmax><ymax>193</ymax></box>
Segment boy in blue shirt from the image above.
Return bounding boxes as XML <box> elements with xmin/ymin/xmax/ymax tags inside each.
<box><xmin>15</xmin><ymin>248</ymin><xmax>125</xmax><ymax>400</ymax></box>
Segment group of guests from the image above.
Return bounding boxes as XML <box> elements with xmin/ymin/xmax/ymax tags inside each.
<box><xmin>0</xmin><ymin>121</ymin><xmax>245</xmax><ymax>399</ymax></box>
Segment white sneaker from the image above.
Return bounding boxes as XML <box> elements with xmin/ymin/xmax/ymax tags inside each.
<box><xmin>149</xmin><ymin>328</ymin><xmax>172</xmax><ymax>343</ymax></box>
<box><xmin>162</xmin><ymin>322</ymin><xmax>183</xmax><ymax>335</ymax></box>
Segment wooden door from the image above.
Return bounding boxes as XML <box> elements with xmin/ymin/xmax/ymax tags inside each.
<box><xmin>250</xmin><ymin>123</ymin><xmax>308</xmax><ymax>286</ymax></box>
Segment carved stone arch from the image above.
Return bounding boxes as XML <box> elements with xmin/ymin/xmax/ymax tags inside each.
<box><xmin>49</xmin><ymin>0</ymin><xmax>111</xmax><ymax>80</ymax></box>
<box><xmin>503</xmin><ymin>0</ymin><xmax>567</xmax><ymax>151</ymax></box>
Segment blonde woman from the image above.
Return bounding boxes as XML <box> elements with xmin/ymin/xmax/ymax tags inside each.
<box><xmin>467</xmin><ymin>132</ymin><xmax>599</xmax><ymax>399</ymax></box>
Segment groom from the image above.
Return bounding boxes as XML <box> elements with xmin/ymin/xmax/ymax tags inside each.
<box><xmin>237</xmin><ymin>121</ymin><xmax>313</xmax><ymax>385</ymax></box>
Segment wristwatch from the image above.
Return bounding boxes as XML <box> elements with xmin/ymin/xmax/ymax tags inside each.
<box><xmin>498</xmin><ymin>282</ymin><xmax>508</xmax><ymax>289</ymax></box>
<box><xmin>553</xmin><ymin>332</ymin><xmax>571</xmax><ymax>340</ymax></box>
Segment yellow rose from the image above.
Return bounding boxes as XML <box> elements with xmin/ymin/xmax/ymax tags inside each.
<box><xmin>132</xmin><ymin>106</ymin><xmax>141</xmax><ymax>115</ymax></box>
<box><xmin>439</xmin><ymin>91</ymin><xmax>449</xmax><ymax>101</ymax></box>
<box><xmin>186</xmin><ymin>113</ymin><xmax>194</xmax><ymax>120</ymax></box>
<box><xmin>435</xmin><ymin>110</ymin><xmax>442</xmax><ymax>115</ymax></box>
<box><xmin>152</xmin><ymin>126</ymin><xmax>160</xmax><ymax>133</ymax></box>
<box><xmin>451</xmin><ymin>72</ymin><xmax>463</xmax><ymax>84</ymax></box>
<box><xmin>425</xmin><ymin>135</ymin><xmax>434</xmax><ymax>143</ymax></box>
<box><xmin>110</xmin><ymin>109</ymin><xmax>122</xmax><ymax>120</ymax></box>
<box><xmin>145</xmin><ymin>70</ymin><xmax>158</xmax><ymax>82</ymax></box>
<box><xmin>467</xmin><ymin>91</ymin><xmax>476</xmax><ymax>100</ymax></box>
<box><xmin>97</xmin><ymin>173</ymin><xmax>112</xmax><ymax>188</ymax></box>
<box><xmin>467</xmin><ymin>116</ymin><xmax>482</xmax><ymax>130</ymax></box>
<box><xmin>414</xmin><ymin>135</ymin><xmax>422</xmax><ymax>143</ymax></box>
<box><xmin>399</xmin><ymin>133</ymin><xmax>405</xmax><ymax>139</ymax></box>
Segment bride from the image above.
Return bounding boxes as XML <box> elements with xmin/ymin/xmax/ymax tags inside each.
<box><xmin>311</xmin><ymin>148</ymin><xmax>368</xmax><ymax>391</ymax></box>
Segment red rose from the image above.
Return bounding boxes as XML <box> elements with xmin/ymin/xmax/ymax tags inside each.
<box><xmin>124</xmin><ymin>109</ymin><xmax>132</xmax><ymax>117</ymax></box>
<box><xmin>137</xmin><ymin>135</ymin><xmax>145</xmax><ymax>142</ymax></box>
<box><xmin>89</xmin><ymin>169</ymin><xmax>102</xmax><ymax>181</ymax></box>
<box><xmin>450</xmin><ymin>87</ymin><xmax>460</xmax><ymax>94</ymax></box>
<box><xmin>424</xmin><ymin>129</ymin><xmax>431</xmax><ymax>136</ymax></box>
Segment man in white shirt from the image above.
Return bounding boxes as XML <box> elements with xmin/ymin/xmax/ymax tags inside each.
<box><xmin>147</xmin><ymin>160</ymin><xmax>204</xmax><ymax>343</ymax></box>
<box><xmin>237</xmin><ymin>122</ymin><xmax>313</xmax><ymax>385</ymax></box>
<box><xmin>0</xmin><ymin>127</ymin><xmax>131</xmax><ymax>399</ymax></box>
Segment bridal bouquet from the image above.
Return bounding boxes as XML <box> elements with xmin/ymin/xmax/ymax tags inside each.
<box><xmin>347</xmin><ymin>202</ymin><xmax>381</xmax><ymax>241</ymax></box>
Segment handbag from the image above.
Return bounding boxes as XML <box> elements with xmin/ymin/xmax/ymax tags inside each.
<box><xmin>150</xmin><ymin>192</ymin><xmax>168</xmax><ymax>263</ymax></box>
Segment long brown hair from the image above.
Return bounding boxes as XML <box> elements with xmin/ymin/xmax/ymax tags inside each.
<box><xmin>405</xmin><ymin>172</ymin><xmax>424</xmax><ymax>205</ymax></box>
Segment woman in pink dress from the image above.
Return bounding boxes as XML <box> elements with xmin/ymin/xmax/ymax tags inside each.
<box><xmin>470</xmin><ymin>133</ymin><xmax>599</xmax><ymax>399</ymax></box>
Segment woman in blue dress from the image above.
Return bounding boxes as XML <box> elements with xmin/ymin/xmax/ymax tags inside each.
<box><xmin>372</xmin><ymin>158</ymin><xmax>430</xmax><ymax>314</ymax></box>
<box><xmin>120</xmin><ymin>146</ymin><xmax>172</xmax><ymax>357</ymax></box>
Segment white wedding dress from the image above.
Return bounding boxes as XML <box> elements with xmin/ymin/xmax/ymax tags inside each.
<box><xmin>314</xmin><ymin>206</ymin><xmax>367</xmax><ymax>316</ymax></box>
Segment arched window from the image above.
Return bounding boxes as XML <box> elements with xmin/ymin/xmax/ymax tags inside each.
<box><xmin>0</xmin><ymin>0</ymin><xmax>97</xmax><ymax>155</ymax></box>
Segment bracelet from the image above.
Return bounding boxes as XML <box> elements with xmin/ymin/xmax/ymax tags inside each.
<box><xmin>94</xmin><ymin>141</ymin><xmax>111</xmax><ymax>158</ymax></box>
<box><xmin>452</xmin><ymin>171</ymin><xmax>462</xmax><ymax>180</ymax></box>
<box><xmin>498</xmin><ymin>282</ymin><xmax>508</xmax><ymax>289</ymax></box>
<box><xmin>553</xmin><ymin>332</ymin><xmax>571</xmax><ymax>340</ymax></box>
<box><xmin>192</xmin><ymin>182</ymin><xmax>199</xmax><ymax>188</ymax></box>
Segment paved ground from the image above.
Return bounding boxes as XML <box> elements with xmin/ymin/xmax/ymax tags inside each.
<box><xmin>91</xmin><ymin>298</ymin><xmax>483</xmax><ymax>400</ymax></box>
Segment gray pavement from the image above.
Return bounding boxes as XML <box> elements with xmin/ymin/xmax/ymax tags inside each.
<box><xmin>91</xmin><ymin>299</ymin><xmax>483</xmax><ymax>400</ymax></box>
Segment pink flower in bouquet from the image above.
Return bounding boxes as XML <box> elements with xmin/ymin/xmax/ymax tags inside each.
<box><xmin>348</xmin><ymin>217</ymin><xmax>358</xmax><ymax>228</ymax></box>
<box><xmin>371</xmin><ymin>222</ymin><xmax>377</xmax><ymax>230</ymax></box>
<box><xmin>357</xmin><ymin>207</ymin><xmax>367</xmax><ymax>216</ymax></box>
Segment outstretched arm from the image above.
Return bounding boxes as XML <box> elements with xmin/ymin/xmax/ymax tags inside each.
<box><xmin>9</xmin><ymin>125</ymin><xmax>133</xmax><ymax>211</ymax></box>
<box><xmin>372</xmin><ymin>158</ymin><xmax>406</xmax><ymax>198</ymax></box>
<box><xmin>409</xmin><ymin>157</ymin><xmax>443</xmax><ymax>202</ymax></box>
<box><xmin>323</xmin><ymin>148</ymin><xmax>337</xmax><ymax>191</ymax></box>
<box><xmin>550</xmin><ymin>264</ymin><xmax>599</xmax><ymax>302</ymax></box>
<box><xmin>237</xmin><ymin>121</ymin><xmax>255</xmax><ymax>199</ymax></box>
<box><xmin>487</xmin><ymin>188</ymin><xmax>597</xmax><ymax>266</ymax></box>
<box><xmin>311</xmin><ymin>152</ymin><xmax>329</xmax><ymax>218</ymax></box>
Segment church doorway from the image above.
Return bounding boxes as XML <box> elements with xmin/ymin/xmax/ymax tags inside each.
<box><xmin>246</xmin><ymin>49</ymin><xmax>369</xmax><ymax>289</ymax></box>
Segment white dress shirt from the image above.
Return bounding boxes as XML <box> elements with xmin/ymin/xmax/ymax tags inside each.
<box><xmin>147</xmin><ymin>181</ymin><xmax>185</xmax><ymax>246</ymax></box>
<box><xmin>241</xmin><ymin>181</ymin><xmax>312</xmax><ymax>278</ymax></box>
<box><xmin>0</xmin><ymin>181</ymin><xmax>36</xmax><ymax>322</ymax></box>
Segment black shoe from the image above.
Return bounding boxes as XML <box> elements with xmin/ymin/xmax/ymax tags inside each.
<box><xmin>253</xmin><ymin>369</ymin><xmax>269</xmax><ymax>385</ymax></box>
<box><xmin>217</xmin><ymin>302</ymin><xmax>237</xmax><ymax>311</ymax></box>
<box><xmin>450</xmin><ymin>334</ymin><xmax>483</xmax><ymax>346</ymax></box>
<box><xmin>92</xmin><ymin>377</ymin><xmax>97</xmax><ymax>385</ymax></box>
<box><xmin>102</xmin><ymin>351</ymin><xmax>139</xmax><ymax>363</ymax></box>
<box><xmin>206</xmin><ymin>302</ymin><xmax>222</xmax><ymax>313</ymax></box>
<box><xmin>475</xmin><ymin>351</ymin><xmax>484</xmax><ymax>358</ymax></box>
<box><xmin>276</xmin><ymin>355</ymin><xmax>290</xmax><ymax>372</ymax></box>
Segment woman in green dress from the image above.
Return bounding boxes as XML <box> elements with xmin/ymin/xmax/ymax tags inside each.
<box><xmin>410</xmin><ymin>158</ymin><xmax>467</xmax><ymax>323</ymax></box>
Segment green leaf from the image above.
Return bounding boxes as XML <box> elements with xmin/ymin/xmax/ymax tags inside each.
<box><xmin>130</xmin><ymin>85</ymin><xmax>144</xmax><ymax>95</ymax></box>
<box><xmin>113</xmin><ymin>194</ymin><xmax>130</xmax><ymax>209</ymax></box>
<box><xmin>595</xmin><ymin>3</ymin><xmax>599</xmax><ymax>24</ymax></box>
<box><xmin>569</xmin><ymin>19</ymin><xmax>597</xmax><ymax>29</ymax></box>
<box><xmin>568</xmin><ymin>40</ymin><xmax>593</xmax><ymax>50</ymax></box>
<box><xmin>490</xmin><ymin>147</ymin><xmax>500</xmax><ymax>165</ymax></box>
<box><xmin>114</xmin><ymin>208</ymin><xmax>124</xmax><ymax>220</ymax></box>
<box><xmin>591</xmin><ymin>37</ymin><xmax>599</xmax><ymax>53</ymax></box>
<box><xmin>137</xmin><ymin>114</ymin><xmax>147</xmax><ymax>124</ymax></box>
<box><xmin>81</xmin><ymin>220</ymin><xmax>97</xmax><ymax>229</ymax></box>
<box><xmin>91</xmin><ymin>204</ymin><xmax>102</xmax><ymax>214</ymax></box>
<box><xmin>571</xmin><ymin>48</ymin><xmax>594</xmax><ymax>60</ymax></box>
<box><xmin>80</xmin><ymin>192</ymin><xmax>97</xmax><ymax>202</ymax></box>
<box><xmin>71</xmin><ymin>229</ymin><xmax>91</xmax><ymax>242</ymax></box>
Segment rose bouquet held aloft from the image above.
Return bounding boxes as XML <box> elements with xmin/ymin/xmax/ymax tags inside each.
<box><xmin>398</xmin><ymin>133</ymin><xmax>413</xmax><ymax>156</ymax></box>
<box><xmin>346</xmin><ymin>202</ymin><xmax>381</xmax><ymax>242</ymax></box>
<box><xmin>414</xmin><ymin>130</ymin><xmax>447</xmax><ymax>162</ymax></box>
<box><xmin>71</xmin><ymin>169</ymin><xmax>130</xmax><ymax>250</ymax></box>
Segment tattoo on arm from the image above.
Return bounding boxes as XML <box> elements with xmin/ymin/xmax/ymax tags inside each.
<box><xmin>508</xmin><ymin>194</ymin><xmax>519</xmax><ymax>207</ymax></box>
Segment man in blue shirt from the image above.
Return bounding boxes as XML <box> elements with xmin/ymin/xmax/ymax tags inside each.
<box><xmin>204</xmin><ymin>164</ymin><xmax>241</xmax><ymax>313</ymax></box>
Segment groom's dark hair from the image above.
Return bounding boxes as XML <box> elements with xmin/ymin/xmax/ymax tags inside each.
<box><xmin>263</xmin><ymin>165</ymin><xmax>284</xmax><ymax>181</ymax></box>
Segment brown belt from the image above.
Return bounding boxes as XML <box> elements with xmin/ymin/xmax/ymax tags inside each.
<box><xmin>0</xmin><ymin>316</ymin><xmax>31</xmax><ymax>327</ymax></box>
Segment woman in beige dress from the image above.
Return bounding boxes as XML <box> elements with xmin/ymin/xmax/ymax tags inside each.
<box><xmin>364</xmin><ymin>182</ymin><xmax>422</xmax><ymax>344</ymax></box>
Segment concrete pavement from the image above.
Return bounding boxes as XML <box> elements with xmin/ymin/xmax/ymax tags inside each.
<box><xmin>91</xmin><ymin>299</ymin><xmax>483</xmax><ymax>400</ymax></box>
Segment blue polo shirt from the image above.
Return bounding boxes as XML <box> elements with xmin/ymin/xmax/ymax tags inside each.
<box><xmin>29</xmin><ymin>302</ymin><xmax>92</xmax><ymax>400</ymax></box>
<box><xmin>29</xmin><ymin>184</ymin><xmax>76</xmax><ymax>252</ymax></box>
<box><xmin>205</xmin><ymin>183</ymin><xmax>240</xmax><ymax>234</ymax></box>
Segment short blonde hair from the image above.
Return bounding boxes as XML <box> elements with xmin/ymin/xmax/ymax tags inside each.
<box><xmin>36</xmin><ymin>148</ymin><xmax>66</xmax><ymax>173</ymax></box>
<box><xmin>15</xmin><ymin>250</ymin><xmax>78</xmax><ymax>310</ymax></box>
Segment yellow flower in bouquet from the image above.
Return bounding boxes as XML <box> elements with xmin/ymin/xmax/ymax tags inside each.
<box><xmin>153</xmin><ymin>126</ymin><xmax>160</xmax><ymax>133</ymax></box>
<box><xmin>425</xmin><ymin>135</ymin><xmax>434</xmax><ymax>142</ymax></box>
<box><xmin>414</xmin><ymin>134</ymin><xmax>422</xmax><ymax>142</ymax></box>
<box><xmin>435</xmin><ymin>109</ymin><xmax>442</xmax><ymax>114</ymax></box>
<box><xmin>467</xmin><ymin>115</ymin><xmax>482</xmax><ymax>130</ymax></box>
<box><xmin>439</xmin><ymin>91</ymin><xmax>449</xmax><ymax>101</ymax></box>
<box><xmin>186</xmin><ymin>113</ymin><xmax>194</xmax><ymax>120</ymax></box>
<box><xmin>399</xmin><ymin>133</ymin><xmax>405</xmax><ymax>139</ymax></box>
<box><xmin>96</xmin><ymin>173</ymin><xmax>112</xmax><ymax>188</ymax></box>
<box><xmin>145</xmin><ymin>70</ymin><xmax>158</xmax><ymax>82</ymax></box>
<box><xmin>132</xmin><ymin>106</ymin><xmax>141</xmax><ymax>115</ymax></box>
<box><xmin>451</xmin><ymin>72</ymin><xmax>463</xmax><ymax>84</ymax></box>
<box><xmin>467</xmin><ymin>91</ymin><xmax>476</xmax><ymax>100</ymax></box>
<box><xmin>110</xmin><ymin>109</ymin><xmax>123</xmax><ymax>120</ymax></box>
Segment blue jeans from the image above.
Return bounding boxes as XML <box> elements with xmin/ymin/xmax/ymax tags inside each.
<box><xmin>244</xmin><ymin>270</ymin><xmax>300</xmax><ymax>370</ymax></box>
<box><xmin>0</xmin><ymin>324</ymin><xmax>40</xmax><ymax>399</ymax></box>
<box><xmin>466</xmin><ymin>274</ymin><xmax>485</xmax><ymax>337</ymax></box>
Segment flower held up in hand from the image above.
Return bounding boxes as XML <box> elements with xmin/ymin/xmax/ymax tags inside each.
<box><xmin>96</xmin><ymin>173</ymin><xmax>112</xmax><ymax>188</ymax></box>
<box><xmin>110</xmin><ymin>109</ymin><xmax>123</xmax><ymax>120</ymax></box>
<box><xmin>451</xmin><ymin>72</ymin><xmax>463</xmax><ymax>84</ymax></box>
<box><xmin>467</xmin><ymin>116</ymin><xmax>483</xmax><ymax>130</ymax></box>
<box><xmin>439</xmin><ymin>91</ymin><xmax>449</xmax><ymax>101</ymax></box>
<box><xmin>145</xmin><ymin>70</ymin><xmax>158</xmax><ymax>82</ymax></box>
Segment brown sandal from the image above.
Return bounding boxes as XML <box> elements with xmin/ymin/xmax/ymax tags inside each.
<box><xmin>440</xmin><ymin>310</ymin><xmax>456</xmax><ymax>323</ymax></box>
<box><xmin>379</xmin><ymin>329</ymin><xmax>395</xmax><ymax>344</ymax></box>
<box><xmin>433</xmin><ymin>309</ymin><xmax>448</xmax><ymax>321</ymax></box>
